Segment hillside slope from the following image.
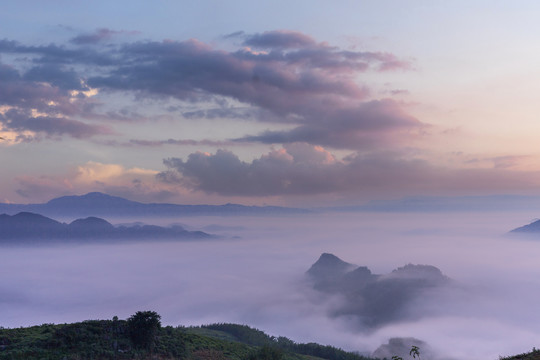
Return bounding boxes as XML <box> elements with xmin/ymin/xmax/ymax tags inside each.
<box><xmin>0</xmin><ymin>314</ymin><xmax>374</xmax><ymax>360</ymax></box>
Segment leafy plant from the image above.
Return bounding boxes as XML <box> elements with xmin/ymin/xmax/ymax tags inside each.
<box><xmin>409</xmin><ymin>345</ymin><xmax>420</xmax><ymax>359</ymax></box>
<box><xmin>392</xmin><ymin>345</ymin><xmax>420</xmax><ymax>360</ymax></box>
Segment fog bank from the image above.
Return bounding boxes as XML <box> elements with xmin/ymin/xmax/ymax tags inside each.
<box><xmin>2</xmin><ymin>211</ymin><xmax>540</xmax><ymax>359</ymax></box>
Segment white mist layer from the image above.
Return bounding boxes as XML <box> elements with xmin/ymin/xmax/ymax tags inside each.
<box><xmin>1</xmin><ymin>211</ymin><xmax>540</xmax><ymax>360</ymax></box>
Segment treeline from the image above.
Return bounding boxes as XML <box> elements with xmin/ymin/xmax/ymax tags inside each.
<box><xmin>499</xmin><ymin>347</ymin><xmax>540</xmax><ymax>360</ymax></box>
<box><xmin>202</xmin><ymin>323</ymin><xmax>372</xmax><ymax>360</ymax></box>
<box><xmin>0</xmin><ymin>312</ymin><xmax>375</xmax><ymax>360</ymax></box>
<box><xmin>0</xmin><ymin>316</ymin><xmax>187</xmax><ymax>359</ymax></box>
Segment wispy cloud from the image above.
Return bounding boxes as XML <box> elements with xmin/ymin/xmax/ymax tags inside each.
<box><xmin>233</xmin><ymin>99</ymin><xmax>421</xmax><ymax>149</ymax></box>
<box><xmin>70</xmin><ymin>28</ymin><xmax>138</xmax><ymax>45</ymax></box>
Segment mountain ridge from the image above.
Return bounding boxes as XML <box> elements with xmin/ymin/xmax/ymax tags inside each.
<box><xmin>509</xmin><ymin>219</ymin><xmax>540</xmax><ymax>234</ymax></box>
<box><xmin>0</xmin><ymin>192</ymin><xmax>311</xmax><ymax>218</ymax></box>
<box><xmin>0</xmin><ymin>212</ymin><xmax>213</xmax><ymax>244</ymax></box>
<box><xmin>5</xmin><ymin>192</ymin><xmax>540</xmax><ymax>218</ymax></box>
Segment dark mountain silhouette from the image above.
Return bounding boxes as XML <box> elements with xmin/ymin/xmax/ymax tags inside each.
<box><xmin>307</xmin><ymin>253</ymin><xmax>356</xmax><ymax>278</ymax></box>
<box><xmin>307</xmin><ymin>253</ymin><xmax>358</xmax><ymax>292</ymax></box>
<box><xmin>68</xmin><ymin>216</ymin><xmax>116</xmax><ymax>231</ymax></box>
<box><xmin>47</xmin><ymin>192</ymin><xmax>139</xmax><ymax>208</ymax></box>
<box><xmin>0</xmin><ymin>212</ymin><xmax>212</xmax><ymax>244</ymax></box>
<box><xmin>306</xmin><ymin>253</ymin><xmax>450</xmax><ymax>329</ymax></box>
<box><xmin>66</xmin><ymin>216</ymin><xmax>117</xmax><ymax>238</ymax></box>
<box><xmin>0</xmin><ymin>192</ymin><xmax>310</xmax><ymax>218</ymax></box>
<box><xmin>509</xmin><ymin>219</ymin><xmax>540</xmax><ymax>234</ymax></box>
<box><xmin>1</xmin><ymin>212</ymin><xmax>60</xmax><ymax>227</ymax></box>
<box><xmin>0</xmin><ymin>212</ymin><xmax>65</xmax><ymax>238</ymax></box>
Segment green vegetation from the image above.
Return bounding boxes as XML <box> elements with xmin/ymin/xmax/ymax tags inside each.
<box><xmin>127</xmin><ymin>311</ymin><xmax>162</xmax><ymax>351</ymax></box>
<box><xmin>4</xmin><ymin>312</ymin><xmax>536</xmax><ymax>360</ymax></box>
<box><xmin>201</xmin><ymin>323</ymin><xmax>370</xmax><ymax>360</ymax></box>
<box><xmin>499</xmin><ymin>347</ymin><xmax>540</xmax><ymax>360</ymax></box>
<box><xmin>0</xmin><ymin>312</ymin><xmax>375</xmax><ymax>360</ymax></box>
<box><xmin>391</xmin><ymin>345</ymin><xmax>420</xmax><ymax>360</ymax></box>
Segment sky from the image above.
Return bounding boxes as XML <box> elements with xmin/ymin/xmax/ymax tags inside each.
<box><xmin>2</xmin><ymin>1</ymin><xmax>540</xmax><ymax>206</ymax></box>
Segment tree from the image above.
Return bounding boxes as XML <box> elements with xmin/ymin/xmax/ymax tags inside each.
<box><xmin>392</xmin><ymin>346</ymin><xmax>421</xmax><ymax>360</ymax></box>
<box><xmin>126</xmin><ymin>311</ymin><xmax>161</xmax><ymax>350</ymax></box>
<box><xmin>409</xmin><ymin>345</ymin><xmax>420</xmax><ymax>359</ymax></box>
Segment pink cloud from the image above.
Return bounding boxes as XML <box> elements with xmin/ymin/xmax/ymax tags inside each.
<box><xmin>14</xmin><ymin>162</ymin><xmax>168</xmax><ymax>203</ymax></box>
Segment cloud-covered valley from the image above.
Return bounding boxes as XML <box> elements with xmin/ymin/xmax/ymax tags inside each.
<box><xmin>3</xmin><ymin>211</ymin><xmax>540</xmax><ymax>360</ymax></box>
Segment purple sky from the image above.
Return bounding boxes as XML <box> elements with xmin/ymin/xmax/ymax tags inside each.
<box><xmin>2</xmin><ymin>1</ymin><xmax>540</xmax><ymax>206</ymax></box>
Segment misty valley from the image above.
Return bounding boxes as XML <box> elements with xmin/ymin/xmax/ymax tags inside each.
<box><xmin>3</xmin><ymin>193</ymin><xmax>540</xmax><ymax>359</ymax></box>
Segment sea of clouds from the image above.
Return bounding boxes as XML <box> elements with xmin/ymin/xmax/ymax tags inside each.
<box><xmin>2</xmin><ymin>211</ymin><xmax>540</xmax><ymax>359</ymax></box>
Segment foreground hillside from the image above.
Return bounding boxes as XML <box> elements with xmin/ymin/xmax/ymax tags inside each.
<box><xmin>0</xmin><ymin>312</ymin><xmax>374</xmax><ymax>360</ymax></box>
<box><xmin>500</xmin><ymin>349</ymin><xmax>540</xmax><ymax>360</ymax></box>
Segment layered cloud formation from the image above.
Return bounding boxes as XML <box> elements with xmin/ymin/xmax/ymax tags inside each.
<box><xmin>0</xmin><ymin>30</ymin><xmax>416</xmax><ymax>147</ymax></box>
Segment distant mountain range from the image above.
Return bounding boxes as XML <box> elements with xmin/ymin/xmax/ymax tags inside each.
<box><xmin>0</xmin><ymin>212</ymin><xmax>212</xmax><ymax>244</ymax></box>
<box><xmin>326</xmin><ymin>194</ymin><xmax>540</xmax><ymax>212</ymax></box>
<box><xmin>3</xmin><ymin>192</ymin><xmax>540</xmax><ymax>218</ymax></box>
<box><xmin>306</xmin><ymin>253</ymin><xmax>451</xmax><ymax>328</ymax></box>
<box><xmin>0</xmin><ymin>192</ymin><xmax>311</xmax><ymax>218</ymax></box>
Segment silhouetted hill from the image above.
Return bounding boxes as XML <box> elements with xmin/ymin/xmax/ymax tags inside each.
<box><xmin>69</xmin><ymin>216</ymin><xmax>115</xmax><ymax>230</ymax></box>
<box><xmin>47</xmin><ymin>192</ymin><xmax>140</xmax><ymax>208</ymax></box>
<box><xmin>0</xmin><ymin>212</ymin><xmax>213</xmax><ymax>244</ymax></box>
<box><xmin>388</xmin><ymin>263</ymin><xmax>446</xmax><ymax>282</ymax></box>
<box><xmin>3</xmin><ymin>212</ymin><xmax>63</xmax><ymax>228</ymax></box>
<box><xmin>510</xmin><ymin>219</ymin><xmax>540</xmax><ymax>234</ymax></box>
<box><xmin>307</xmin><ymin>253</ymin><xmax>358</xmax><ymax>292</ymax></box>
<box><xmin>306</xmin><ymin>253</ymin><xmax>450</xmax><ymax>329</ymax></box>
<box><xmin>0</xmin><ymin>192</ymin><xmax>310</xmax><ymax>218</ymax></box>
<box><xmin>0</xmin><ymin>212</ymin><xmax>65</xmax><ymax>238</ymax></box>
<box><xmin>307</xmin><ymin>253</ymin><xmax>357</xmax><ymax>279</ymax></box>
